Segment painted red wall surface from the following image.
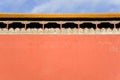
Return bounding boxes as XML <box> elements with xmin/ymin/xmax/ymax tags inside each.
<box><xmin>0</xmin><ymin>35</ymin><xmax>120</xmax><ymax>80</ymax></box>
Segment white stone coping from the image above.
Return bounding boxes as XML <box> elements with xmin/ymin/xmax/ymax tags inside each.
<box><xmin>0</xmin><ymin>28</ymin><xmax>120</xmax><ymax>34</ymax></box>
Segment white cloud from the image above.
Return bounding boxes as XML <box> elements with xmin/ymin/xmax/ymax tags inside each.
<box><xmin>0</xmin><ymin>0</ymin><xmax>120</xmax><ymax>13</ymax></box>
<box><xmin>31</xmin><ymin>0</ymin><xmax>120</xmax><ymax>13</ymax></box>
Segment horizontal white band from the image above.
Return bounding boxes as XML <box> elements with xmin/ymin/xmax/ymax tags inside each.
<box><xmin>0</xmin><ymin>28</ymin><xmax>119</xmax><ymax>34</ymax></box>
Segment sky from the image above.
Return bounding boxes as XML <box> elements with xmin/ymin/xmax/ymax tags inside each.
<box><xmin>0</xmin><ymin>0</ymin><xmax>120</xmax><ymax>13</ymax></box>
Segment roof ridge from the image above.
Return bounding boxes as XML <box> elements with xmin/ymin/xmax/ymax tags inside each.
<box><xmin>0</xmin><ymin>12</ymin><xmax>120</xmax><ymax>18</ymax></box>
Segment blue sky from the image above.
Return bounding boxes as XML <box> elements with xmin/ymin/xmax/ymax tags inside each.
<box><xmin>0</xmin><ymin>0</ymin><xmax>120</xmax><ymax>13</ymax></box>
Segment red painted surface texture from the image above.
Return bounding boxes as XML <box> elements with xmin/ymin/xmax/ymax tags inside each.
<box><xmin>0</xmin><ymin>35</ymin><xmax>120</xmax><ymax>80</ymax></box>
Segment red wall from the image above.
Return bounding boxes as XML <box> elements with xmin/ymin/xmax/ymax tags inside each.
<box><xmin>0</xmin><ymin>35</ymin><xmax>120</xmax><ymax>80</ymax></box>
